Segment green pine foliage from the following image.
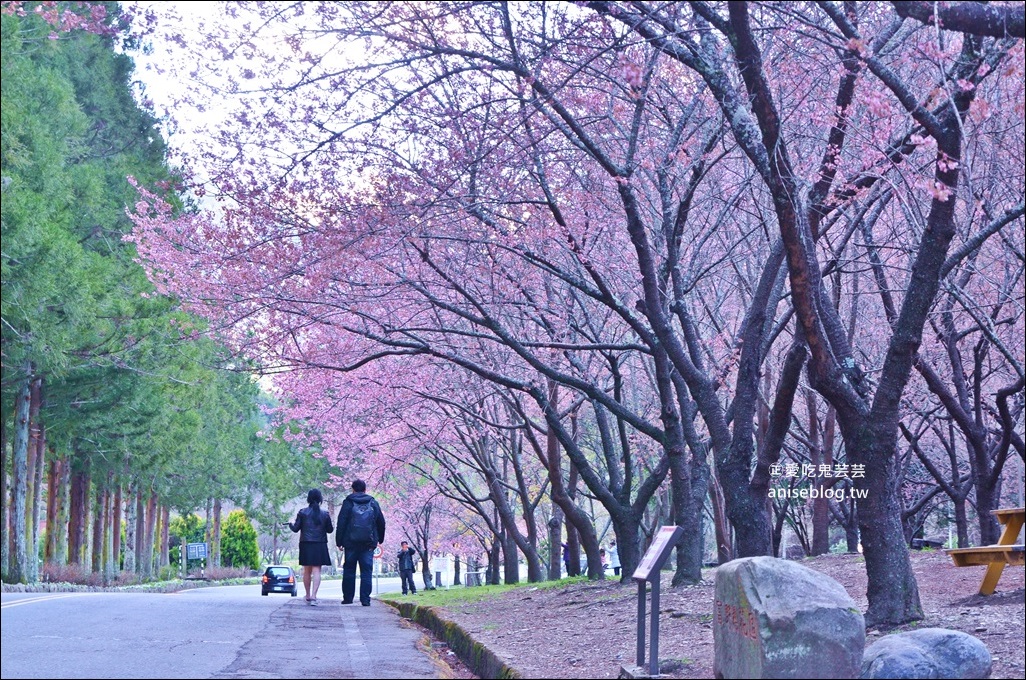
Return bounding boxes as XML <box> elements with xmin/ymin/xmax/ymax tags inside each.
<box><xmin>1</xmin><ymin>3</ymin><xmax>319</xmax><ymax>584</ymax></box>
<box><xmin>1</xmin><ymin>3</ymin><xmax>253</xmax><ymax>503</ymax></box>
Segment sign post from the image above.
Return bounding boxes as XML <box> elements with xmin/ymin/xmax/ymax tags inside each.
<box><xmin>186</xmin><ymin>542</ymin><xmax>208</xmax><ymax>578</ymax></box>
<box><xmin>432</xmin><ymin>553</ymin><xmax>446</xmax><ymax>589</ymax></box>
<box><xmin>373</xmin><ymin>545</ymin><xmax>383</xmax><ymax>594</ymax></box>
<box><xmin>631</xmin><ymin>526</ymin><xmax>684</xmax><ymax>677</ymax></box>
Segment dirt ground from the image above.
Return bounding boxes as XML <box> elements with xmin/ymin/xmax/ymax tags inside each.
<box><xmin>424</xmin><ymin>550</ymin><xmax>1025</xmax><ymax>679</ymax></box>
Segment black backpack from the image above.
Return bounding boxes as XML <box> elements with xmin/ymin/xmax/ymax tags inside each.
<box><xmin>349</xmin><ymin>501</ymin><xmax>378</xmax><ymax>543</ymax></box>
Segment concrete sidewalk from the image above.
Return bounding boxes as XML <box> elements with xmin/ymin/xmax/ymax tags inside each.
<box><xmin>212</xmin><ymin>596</ymin><xmax>446</xmax><ymax>679</ymax></box>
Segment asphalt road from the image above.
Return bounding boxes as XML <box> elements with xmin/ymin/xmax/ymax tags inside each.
<box><xmin>0</xmin><ymin>576</ymin><xmax>443</xmax><ymax>679</ymax></box>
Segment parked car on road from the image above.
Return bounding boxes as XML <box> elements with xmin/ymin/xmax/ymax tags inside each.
<box><xmin>261</xmin><ymin>565</ymin><xmax>298</xmax><ymax>596</ymax></box>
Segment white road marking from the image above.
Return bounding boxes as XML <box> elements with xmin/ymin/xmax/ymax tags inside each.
<box><xmin>0</xmin><ymin>593</ymin><xmax>97</xmax><ymax>609</ymax></box>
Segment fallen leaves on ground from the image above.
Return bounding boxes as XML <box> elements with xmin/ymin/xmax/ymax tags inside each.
<box><xmin>426</xmin><ymin>551</ymin><xmax>1025</xmax><ymax>679</ymax></box>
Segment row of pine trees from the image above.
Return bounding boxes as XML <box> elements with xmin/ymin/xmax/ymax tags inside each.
<box><xmin>1</xmin><ymin>2</ymin><xmax>323</xmax><ymax>585</ymax></box>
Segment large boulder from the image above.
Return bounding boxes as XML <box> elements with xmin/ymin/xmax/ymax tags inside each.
<box><xmin>713</xmin><ymin>556</ymin><xmax>865</xmax><ymax>679</ymax></box>
<box><xmin>861</xmin><ymin>628</ymin><xmax>991</xmax><ymax>679</ymax></box>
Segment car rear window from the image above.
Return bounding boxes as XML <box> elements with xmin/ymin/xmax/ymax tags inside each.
<box><xmin>267</xmin><ymin>567</ymin><xmax>291</xmax><ymax>577</ymax></box>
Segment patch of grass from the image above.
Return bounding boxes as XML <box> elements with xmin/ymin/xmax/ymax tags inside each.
<box><xmin>380</xmin><ymin>575</ymin><xmax>590</xmax><ymax>607</ymax></box>
<box><xmin>381</xmin><ymin>585</ymin><xmax>516</xmax><ymax>607</ymax></box>
<box><xmin>530</xmin><ymin>575</ymin><xmax>590</xmax><ymax>589</ymax></box>
<box><xmin>659</xmin><ymin>658</ymin><xmax>693</xmax><ymax>674</ymax></box>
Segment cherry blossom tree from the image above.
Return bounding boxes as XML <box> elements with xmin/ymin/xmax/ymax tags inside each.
<box><xmin>129</xmin><ymin>1</ymin><xmax>800</xmax><ymax>585</ymax></box>
<box><xmin>589</xmin><ymin>0</ymin><xmax>1022</xmax><ymax>625</ymax></box>
<box><xmin>126</xmin><ymin>2</ymin><xmax>1024</xmax><ymax>627</ymax></box>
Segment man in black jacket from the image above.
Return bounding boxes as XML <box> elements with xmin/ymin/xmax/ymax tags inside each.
<box><xmin>335</xmin><ymin>479</ymin><xmax>386</xmax><ymax>606</ymax></box>
<box><xmin>397</xmin><ymin>541</ymin><xmax>418</xmax><ymax>595</ymax></box>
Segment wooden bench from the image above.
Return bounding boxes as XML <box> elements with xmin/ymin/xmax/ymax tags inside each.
<box><xmin>945</xmin><ymin>507</ymin><xmax>1025</xmax><ymax>595</ymax></box>
<box><xmin>947</xmin><ymin>545</ymin><xmax>1024</xmax><ymax>567</ymax></box>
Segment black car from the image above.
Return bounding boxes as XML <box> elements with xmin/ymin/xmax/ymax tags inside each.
<box><xmin>261</xmin><ymin>565</ymin><xmax>298</xmax><ymax>596</ymax></box>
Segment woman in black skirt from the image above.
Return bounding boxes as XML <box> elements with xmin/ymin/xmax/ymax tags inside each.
<box><xmin>289</xmin><ymin>488</ymin><xmax>334</xmax><ymax>605</ymax></box>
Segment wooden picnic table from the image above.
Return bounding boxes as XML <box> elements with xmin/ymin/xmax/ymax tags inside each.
<box><xmin>946</xmin><ymin>507</ymin><xmax>1025</xmax><ymax>595</ymax></box>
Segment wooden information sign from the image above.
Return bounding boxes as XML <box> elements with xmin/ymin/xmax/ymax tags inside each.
<box><xmin>630</xmin><ymin>525</ymin><xmax>684</xmax><ymax>677</ymax></box>
<box><xmin>633</xmin><ymin>526</ymin><xmax>683</xmax><ymax>582</ymax></box>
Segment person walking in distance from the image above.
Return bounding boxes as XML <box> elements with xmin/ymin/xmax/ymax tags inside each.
<box><xmin>608</xmin><ymin>539</ymin><xmax>621</xmax><ymax>577</ymax></box>
<box><xmin>397</xmin><ymin>541</ymin><xmax>418</xmax><ymax>595</ymax></box>
<box><xmin>335</xmin><ymin>479</ymin><xmax>386</xmax><ymax>606</ymax></box>
<box><xmin>288</xmin><ymin>488</ymin><xmax>334</xmax><ymax>605</ymax></box>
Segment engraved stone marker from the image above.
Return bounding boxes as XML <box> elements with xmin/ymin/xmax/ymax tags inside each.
<box><xmin>713</xmin><ymin>556</ymin><xmax>864</xmax><ymax>679</ymax></box>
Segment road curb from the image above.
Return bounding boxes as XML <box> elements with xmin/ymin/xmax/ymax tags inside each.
<box><xmin>384</xmin><ymin>600</ymin><xmax>523</xmax><ymax>679</ymax></box>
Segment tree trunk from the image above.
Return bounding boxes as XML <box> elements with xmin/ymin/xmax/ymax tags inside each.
<box><xmin>10</xmin><ymin>373</ymin><xmax>31</xmax><ymax>583</ymax></box>
<box><xmin>204</xmin><ymin>497</ymin><xmax>213</xmax><ymax>572</ymax></box>
<box><xmin>609</xmin><ymin>514</ymin><xmax>640</xmax><ymax>582</ymax></box>
<box><xmin>708</xmin><ymin>475</ymin><xmax>732</xmax><ymax>565</ymax></box>
<box><xmin>72</xmin><ymin>460</ymin><xmax>92</xmax><ymax>567</ymax></box>
<box><xmin>123</xmin><ymin>485</ymin><xmax>136</xmax><ymax>573</ymax></box>
<box><xmin>670</xmin><ymin>451</ymin><xmax>702</xmax><ymax>584</ymax></box>
<box><xmin>160</xmin><ymin>505</ymin><xmax>170</xmax><ymax>571</ymax></box>
<box><xmin>45</xmin><ymin>456</ymin><xmax>60</xmax><ymax>564</ymax></box>
<box><xmin>502</xmin><ymin>530</ymin><xmax>519</xmax><ymax>584</ymax></box>
<box><xmin>972</xmin><ymin>456</ymin><xmax>1002</xmax><ymax>545</ymax></box>
<box><xmin>487</xmin><ymin>539</ymin><xmax>501</xmax><ymax>585</ymax></box>
<box><xmin>30</xmin><ymin>426</ymin><xmax>45</xmax><ymax>581</ymax></box>
<box><xmin>809</xmin><ymin>393</ymin><xmax>832</xmax><ymax>555</ymax></box>
<box><xmin>104</xmin><ymin>474</ymin><xmax>116</xmax><ymax>584</ymax></box>
<box><xmin>545</xmin><ymin>410</ymin><xmax>564</xmax><ymax>580</ymax></box>
<box><xmin>1</xmin><ymin>408</ymin><xmax>8</xmax><ymax>581</ymax></box>
<box><xmin>503</xmin><ymin>425</ymin><xmax>544</xmax><ymax>582</ymax></box>
<box><xmin>55</xmin><ymin>457</ymin><xmax>70</xmax><ymax>564</ymax></box>
<box><xmin>566</xmin><ymin>461</ymin><xmax>582</xmax><ymax>577</ymax></box>
<box><xmin>953</xmin><ymin>499</ymin><xmax>969</xmax><ymax>548</ymax></box>
<box><xmin>211</xmin><ymin>497</ymin><xmax>222</xmax><ymax>568</ymax></box>
<box><xmin>419</xmin><ymin>546</ymin><xmax>433</xmax><ymax>590</ymax></box>
<box><xmin>844</xmin><ymin>513</ymin><xmax>859</xmax><ymax>553</ymax></box>
<box><xmin>484</xmin><ymin>466</ymin><xmax>542</xmax><ymax>582</ymax></box>
<box><xmin>91</xmin><ymin>482</ymin><xmax>105</xmax><ymax>574</ymax></box>
<box><xmin>547</xmin><ymin>511</ymin><xmax>562</xmax><ymax>579</ymax></box>
<box><xmin>538</xmin><ymin>379</ymin><xmax>601</xmax><ymax>578</ymax></box>
<box><xmin>112</xmin><ymin>482</ymin><xmax>122</xmax><ymax>573</ymax></box>
<box><xmin>771</xmin><ymin>499</ymin><xmax>789</xmax><ymax>557</ymax></box>
<box><xmin>719</xmin><ymin>409</ymin><xmax>774</xmax><ymax>559</ymax></box>
<box><xmin>918</xmin><ymin>355</ymin><xmax>1007</xmax><ymax>547</ymax></box>
<box><xmin>26</xmin><ymin>377</ymin><xmax>42</xmax><ymax>582</ymax></box>
<box><xmin>144</xmin><ymin>489</ymin><xmax>158</xmax><ymax>578</ymax></box>
<box><xmin>134</xmin><ymin>490</ymin><xmax>145</xmax><ymax>574</ymax></box>
<box><xmin>692</xmin><ymin>449</ymin><xmax>711</xmax><ymax>563</ymax></box>
<box><xmin>851</xmin><ymin>421</ymin><xmax>924</xmax><ymax>627</ymax></box>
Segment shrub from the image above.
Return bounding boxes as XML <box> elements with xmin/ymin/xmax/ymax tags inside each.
<box><xmin>169</xmin><ymin>513</ymin><xmax>206</xmax><ymax>546</ymax></box>
<box><xmin>170</xmin><ymin>512</ymin><xmax>208</xmax><ymax>570</ymax></box>
<box><xmin>41</xmin><ymin>562</ymin><xmax>90</xmax><ymax>585</ymax></box>
<box><xmin>158</xmin><ymin>564</ymin><xmax>180</xmax><ymax>581</ymax></box>
<box><xmin>221</xmin><ymin>509</ymin><xmax>260</xmax><ymax>570</ymax></box>
<box><xmin>34</xmin><ymin>560</ymin><xmax>251</xmax><ymax>590</ymax></box>
<box><xmin>204</xmin><ymin>565</ymin><xmax>250</xmax><ymax>580</ymax></box>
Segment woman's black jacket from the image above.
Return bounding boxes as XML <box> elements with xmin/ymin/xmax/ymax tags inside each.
<box><xmin>289</xmin><ymin>505</ymin><xmax>333</xmax><ymax>543</ymax></box>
